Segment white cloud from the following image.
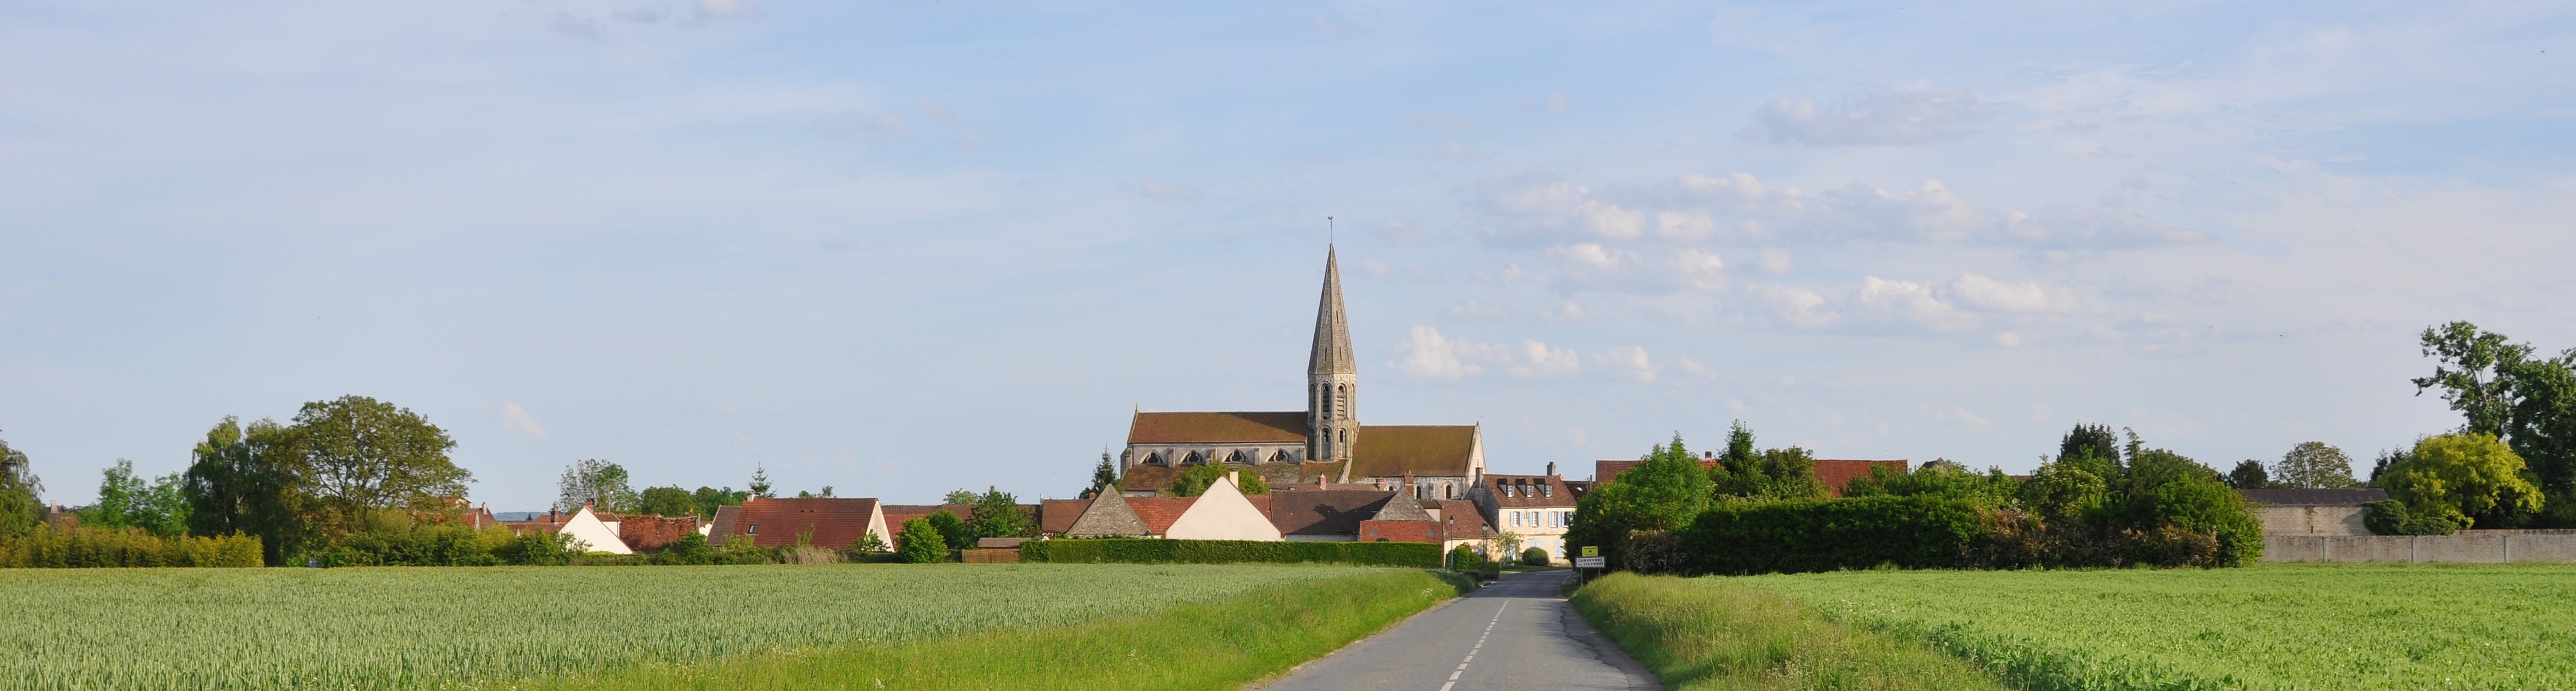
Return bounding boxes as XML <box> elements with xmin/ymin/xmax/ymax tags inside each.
<box><xmin>1540</xmin><ymin>243</ymin><xmax>1726</xmax><ymax>294</ymax></box>
<box><xmin>503</xmin><ymin>401</ymin><xmax>547</xmax><ymax>438</ymax></box>
<box><xmin>1392</xmin><ymin>325</ymin><xmax>1496</xmax><ymax>379</ymax></box>
<box><xmin>1390</xmin><ymin>326</ymin><xmax>1653</xmax><ymax>382</ymax></box>
<box><xmin>1753</xmin><ymin>89</ymin><xmax>1991</xmax><ymax>146</ymax></box>
<box><xmin>1853</xmin><ymin>276</ymin><xmax>1979</xmax><ymax>331</ymax></box>
<box><xmin>1947</xmin><ymin>274</ymin><xmax>2090</xmax><ymax>314</ymax></box>
<box><xmin>1757</xmin><ymin>248</ymin><xmax>1793</xmax><ymax>274</ymax></box>
<box><xmin>1750</xmin><ymin>283</ymin><xmax>1839</xmax><ymax>327</ymax></box>
<box><xmin>1589</xmin><ymin>346</ymin><xmax>1658</xmax><ymax>382</ymax></box>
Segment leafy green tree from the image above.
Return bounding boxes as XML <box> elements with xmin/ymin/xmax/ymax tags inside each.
<box><xmin>1845</xmin><ymin>461</ymin><xmax>2018</xmax><ymax>507</ymax></box>
<box><xmin>635</xmin><ymin>486</ymin><xmax>697</xmax><ymax>518</ymax></box>
<box><xmin>2415</xmin><ymin>321</ymin><xmax>2525</xmax><ymax>436</ymax></box>
<box><xmin>2119</xmin><ymin>444</ymin><xmax>2222</xmax><ymax>496</ymax></box>
<box><xmin>2384</xmin><ymin>433</ymin><xmax>2545</xmax><ymax>528</ymax></box>
<box><xmin>1446</xmin><ymin>543</ymin><xmax>1484</xmax><ymax>570</ymax></box>
<box><xmin>691</xmin><ymin>486</ymin><xmax>749</xmax><ymax>520</ymax></box>
<box><xmin>2060</xmin><ymin>423</ymin><xmax>2122</xmax><ymax>470</ymax></box>
<box><xmin>2412</xmin><ymin>321</ymin><xmax>2576</xmax><ymax>525</ymax></box>
<box><xmin>2021</xmin><ymin>461</ymin><xmax>2107</xmax><ymax>525</ymax></box>
<box><xmin>895</xmin><ymin>516</ymin><xmax>947</xmax><ymax>563</ymax></box>
<box><xmin>292</xmin><ymin>396</ymin><xmax>469</xmax><ymax>529</ymax></box>
<box><xmin>1704</xmin><ymin>422</ymin><xmax>1826</xmax><ymax>500</ymax></box>
<box><xmin>748</xmin><ymin>465</ymin><xmax>773</xmax><ymax>499</ymax></box>
<box><xmin>943</xmin><ymin>489</ymin><xmax>978</xmax><ymax>504</ymax></box>
<box><xmin>1566</xmin><ymin>434</ymin><xmax>1712</xmax><ymax>572</ymax></box>
<box><xmin>81</xmin><ymin>460</ymin><xmax>190</xmax><ymax>536</ymax></box>
<box><xmin>0</xmin><ymin>432</ymin><xmax>42</xmax><ymax>538</ymax></box>
<box><xmin>2274</xmin><ymin>442</ymin><xmax>2357</xmax><ymax>489</ymax></box>
<box><xmin>847</xmin><ymin>530</ymin><xmax>890</xmax><ymax>557</ymax></box>
<box><xmin>1086</xmin><ymin>452</ymin><xmax>1117</xmax><ymax>499</ymax></box>
<box><xmin>926</xmin><ymin>510</ymin><xmax>973</xmax><ymax>553</ymax></box>
<box><xmin>183</xmin><ymin>417</ymin><xmax>310</xmax><ymax>565</ymax></box>
<box><xmin>1164</xmin><ymin>463</ymin><xmax>1270</xmax><ymax>497</ymax></box>
<box><xmin>967</xmin><ymin>486</ymin><xmax>1034</xmax><ymax>538</ymax></box>
<box><xmin>2227</xmin><ymin>460</ymin><xmax>2271</xmax><ymax>489</ymax></box>
<box><xmin>556</xmin><ymin>460</ymin><xmax>635</xmax><ymax>513</ymax></box>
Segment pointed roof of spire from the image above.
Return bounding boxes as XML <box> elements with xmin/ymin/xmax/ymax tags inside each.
<box><xmin>1309</xmin><ymin>245</ymin><xmax>1356</xmax><ymax>376</ymax></box>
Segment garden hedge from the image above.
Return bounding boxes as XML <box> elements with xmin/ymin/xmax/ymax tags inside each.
<box><xmin>1682</xmin><ymin>495</ymin><xmax>1984</xmax><ymax>575</ymax></box>
<box><xmin>1020</xmin><ymin>538</ymin><xmax>1441</xmax><ymax>567</ymax></box>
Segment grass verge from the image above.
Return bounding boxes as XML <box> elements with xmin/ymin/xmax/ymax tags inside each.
<box><xmin>535</xmin><ymin>568</ymin><xmax>1461</xmax><ymax>690</ymax></box>
<box><xmin>1570</xmin><ymin>572</ymin><xmax>2007</xmax><ymax>691</ymax></box>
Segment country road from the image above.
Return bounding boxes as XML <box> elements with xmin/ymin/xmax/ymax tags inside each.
<box><xmin>1258</xmin><ymin>569</ymin><xmax>1661</xmax><ymax>690</ymax></box>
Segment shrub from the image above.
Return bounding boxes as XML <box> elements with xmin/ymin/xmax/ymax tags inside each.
<box><xmin>0</xmin><ymin>527</ymin><xmax>262</xmax><ymax>568</ymax></box>
<box><xmin>1447</xmin><ymin>544</ymin><xmax>1483</xmax><ymax>571</ymax></box>
<box><xmin>494</xmin><ymin>530</ymin><xmax>576</xmax><ymax>566</ymax></box>
<box><xmin>1520</xmin><ymin>547</ymin><xmax>1550</xmax><ymax>566</ymax></box>
<box><xmin>2362</xmin><ymin>499</ymin><xmax>2463</xmax><ymax>535</ymax></box>
<box><xmin>925</xmin><ymin>511</ymin><xmax>971</xmax><ymax>556</ymax></box>
<box><xmin>2117</xmin><ymin>477</ymin><xmax>2262</xmax><ymax>566</ymax></box>
<box><xmin>1021</xmin><ymin>539</ymin><xmax>1441</xmax><ymax>568</ymax></box>
<box><xmin>896</xmin><ymin>517</ymin><xmax>947</xmax><ymax>563</ymax></box>
<box><xmin>1680</xmin><ymin>495</ymin><xmax>1986</xmax><ymax>575</ymax></box>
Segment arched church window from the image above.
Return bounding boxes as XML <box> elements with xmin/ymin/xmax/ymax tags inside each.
<box><xmin>1270</xmin><ymin>451</ymin><xmax>1293</xmax><ymax>464</ymax></box>
<box><xmin>1146</xmin><ymin>453</ymin><xmax>1167</xmax><ymax>466</ymax></box>
<box><xmin>1225</xmin><ymin>450</ymin><xmax>1246</xmax><ymax>465</ymax></box>
<box><xmin>1184</xmin><ymin>451</ymin><xmax>1205</xmax><ymax>466</ymax></box>
<box><xmin>1338</xmin><ymin>429</ymin><xmax>1347</xmax><ymax>444</ymax></box>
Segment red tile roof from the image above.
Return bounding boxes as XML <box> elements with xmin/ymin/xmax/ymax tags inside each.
<box><xmin>1432</xmin><ymin>500</ymin><xmax>1489</xmax><ymax>541</ymax></box>
<box><xmin>619</xmin><ymin>515</ymin><xmax>700</xmax><ymax>551</ymax></box>
<box><xmin>1040</xmin><ymin>499</ymin><xmax>1090</xmax><ymax>536</ymax></box>
<box><xmin>1358</xmin><ymin>519</ymin><xmax>1440</xmax><ymax>544</ymax></box>
<box><xmin>1265</xmin><ymin>490</ymin><xmax>1394</xmax><ymax>536</ymax></box>
<box><xmin>1124</xmin><ymin>497</ymin><xmax>1197</xmax><ymax>535</ymax></box>
<box><xmin>1127</xmin><ymin>411</ymin><xmax>1310</xmax><ymax>444</ymax></box>
<box><xmin>1350</xmin><ymin>425</ymin><xmax>1477</xmax><ymax>477</ymax></box>
<box><xmin>1814</xmin><ymin>460</ymin><xmax>1908</xmax><ymax>497</ymax></box>
<box><xmin>714</xmin><ymin>498</ymin><xmax>882</xmax><ymax>550</ymax></box>
<box><xmin>1482</xmin><ymin>474</ymin><xmax>1577</xmax><ymax>508</ymax></box>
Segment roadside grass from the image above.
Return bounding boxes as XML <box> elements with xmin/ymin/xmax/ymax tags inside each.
<box><xmin>1570</xmin><ymin>572</ymin><xmax>2008</xmax><ymax>691</ymax></box>
<box><xmin>533</xmin><ymin>568</ymin><xmax>1462</xmax><ymax>690</ymax></box>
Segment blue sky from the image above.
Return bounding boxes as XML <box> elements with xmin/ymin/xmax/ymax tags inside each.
<box><xmin>4</xmin><ymin>1</ymin><xmax>2573</xmax><ymax>510</ymax></box>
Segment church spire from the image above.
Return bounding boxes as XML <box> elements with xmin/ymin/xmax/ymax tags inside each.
<box><xmin>1308</xmin><ymin>245</ymin><xmax>1359</xmax><ymax>474</ymax></box>
<box><xmin>1309</xmin><ymin>245</ymin><xmax>1356</xmax><ymax>376</ymax></box>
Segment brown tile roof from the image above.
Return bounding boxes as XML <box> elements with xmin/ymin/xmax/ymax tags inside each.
<box><xmin>1358</xmin><ymin>519</ymin><xmax>1440</xmax><ymax>544</ymax></box>
<box><xmin>1040</xmin><ymin>499</ymin><xmax>1090</xmax><ymax>535</ymax></box>
<box><xmin>1117</xmin><ymin>465</ymin><xmax>1184</xmax><ymax>492</ymax></box>
<box><xmin>707</xmin><ymin>505</ymin><xmax>742</xmax><ymax>545</ymax></box>
<box><xmin>619</xmin><ymin>515</ymin><xmax>700</xmax><ymax>551</ymax></box>
<box><xmin>1266</xmin><ymin>489</ymin><xmax>1394</xmax><ymax>536</ymax></box>
<box><xmin>1125</xmin><ymin>497</ymin><xmax>1197</xmax><ymax>534</ymax></box>
<box><xmin>1433</xmin><ymin>500</ymin><xmax>1490</xmax><ymax>541</ymax></box>
<box><xmin>1483</xmin><ymin>474</ymin><xmax>1578</xmax><ymax>508</ymax></box>
<box><xmin>1815</xmin><ymin>460</ymin><xmax>1908</xmax><ymax>497</ymax></box>
<box><xmin>1351</xmin><ymin>426</ymin><xmax>1477</xmax><ymax>477</ymax></box>
<box><xmin>1127</xmin><ymin>411</ymin><xmax>1310</xmax><ymax>444</ymax></box>
<box><xmin>714</xmin><ymin>498</ymin><xmax>882</xmax><ymax>551</ymax></box>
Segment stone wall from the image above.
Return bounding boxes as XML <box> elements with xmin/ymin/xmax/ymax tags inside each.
<box><xmin>2264</xmin><ymin>530</ymin><xmax>2576</xmax><ymax>563</ymax></box>
<box><xmin>2255</xmin><ymin>504</ymin><xmax>2369</xmax><ymax>536</ymax></box>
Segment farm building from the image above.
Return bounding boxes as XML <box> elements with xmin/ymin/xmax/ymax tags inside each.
<box><xmin>2240</xmin><ymin>488</ymin><xmax>2384</xmax><ymax>536</ymax></box>
<box><xmin>706</xmin><ymin>497</ymin><xmax>893</xmax><ymax>551</ymax></box>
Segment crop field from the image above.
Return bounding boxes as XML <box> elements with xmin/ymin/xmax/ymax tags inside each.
<box><xmin>0</xmin><ymin>563</ymin><xmax>1404</xmax><ymax>690</ymax></box>
<box><xmin>1731</xmin><ymin>564</ymin><xmax>2576</xmax><ymax>690</ymax></box>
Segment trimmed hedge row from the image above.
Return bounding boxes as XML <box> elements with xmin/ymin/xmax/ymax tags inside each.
<box><xmin>1682</xmin><ymin>495</ymin><xmax>1984</xmax><ymax>575</ymax></box>
<box><xmin>1020</xmin><ymin>538</ymin><xmax>1442</xmax><ymax>568</ymax></box>
<box><xmin>0</xmin><ymin>527</ymin><xmax>264</xmax><ymax>568</ymax></box>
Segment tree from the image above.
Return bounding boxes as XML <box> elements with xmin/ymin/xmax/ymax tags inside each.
<box><xmin>1845</xmin><ymin>461</ymin><xmax>2018</xmax><ymax>507</ymax></box>
<box><xmin>292</xmin><ymin>396</ymin><xmax>469</xmax><ymax>525</ymax></box>
<box><xmin>926</xmin><ymin>510</ymin><xmax>973</xmax><ymax>553</ymax></box>
<box><xmin>895</xmin><ymin>516</ymin><xmax>946</xmax><ymax>563</ymax></box>
<box><xmin>1492</xmin><ymin>530</ymin><xmax>1523</xmax><ymax>560</ymax></box>
<box><xmin>691</xmin><ymin>486</ymin><xmax>749</xmax><ymax>521</ymax></box>
<box><xmin>0</xmin><ymin>431</ymin><xmax>42</xmax><ymax>538</ymax></box>
<box><xmin>2021</xmin><ymin>461</ymin><xmax>2107</xmax><ymax>525</ymax></box>
<box><xmin>182</xmin><ymin>417</ymin><xmax>310</xmax><ymax>565</ymax></box>
<box><xmin>636</xmin><ymin>486</ymin><xmax>697</xmax><ymax>518</ymax></box>
<box><xmin>81</xmin><ymin>460</ymin><xmax>190</xmax><ymax>536</ymax></box>
<box><xmin>2059</xmin><ymin>423</ymin><xmax>2122</xmax><ymax>473</ymax></box>
<box><xmin>943</xmin><ymin>489</ymin><xmax>978</xmax><ymax>505</ymax></box>
<box><xmin>2414</xmin><ymin>321</ymin><xmax>2526</xmax><ymax>436</ymax></box>
<box><xmin>1164</xmin><ymin>464</ymin><xmax>1270</xmax><ymax>497</ymax></box>
<box><xmin>1085</xmin><ymin>452</ymin><xmax>1117</xmax><ymax>499</ymax></box>
<box><xmin>2227</xmin><ymin>460</ymin><xmax>2271</xmax><ymax>489</ymax></box>
<box><xmin>1565</xmin><ymin>434</ymin><xmax>1712</xmax><ymax>572</ymax></box>
<box><xmin>748</xmin><ymin>465</ymin><xmax>773</xmax><ymax>499</ymax></box>
<box><xmin>967</xmin><ymin>486</ymin><xmax>1034</xmax><ymax>539</ymax></box>
<box><xmin>557</xmin><ymin>460</ymin><xmax>635</xmax><ymax>513</ymax></box>
<box><xmin>2274</xmin><ymin>442</ymin><xmax>2357</xmax><ymax>489</ymax></box>
<box><xmin>1447</xmin><ymin>544</ymin><xmax>1484</xmax><ymax>570</ymax></box>
<box><xmin>2384</xmin><ymin>433</ymin><xmax>2545</xmax><ymax>528</ymax></box>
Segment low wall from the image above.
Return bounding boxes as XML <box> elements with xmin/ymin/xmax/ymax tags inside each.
<box><xmin>2254</xmin><ymin>504</ymin><xmax>2367</xmax><ymax>536</ymax></box>
<box><xmin>2263</xmin><ymin>530</ymin><xmax>2576</xmax><ymax>563</ymax></box>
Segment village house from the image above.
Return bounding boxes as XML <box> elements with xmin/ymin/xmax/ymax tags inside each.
<box><xmin>706</xmin><ymin>497</ymin><xmax>894</xmax><ymax>552</ymax></box>
<box><xmin>1472</xmin><ymin>465</ymin><xmax>1578</xmax><ymax>563</ymax></box>
<box><xmin>1061</xmin><ymin>474</ymin><xmax>1280</xmax><ymax>540</ymax></box>
<box><xmin>501</xmin><ymin>505</ymin><xmax>632</xmax><ymax>555</ymax></box>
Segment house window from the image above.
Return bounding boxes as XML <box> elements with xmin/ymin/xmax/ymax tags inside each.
<box><xmin>747</xmin><ymin>524</ymin><xmax>759</xmax><ymax>535</ymax></box>
<box><xmin>1542</xmin><ymin>484</ymin><xmax>1552</xmax><ymax>498</ymax></box>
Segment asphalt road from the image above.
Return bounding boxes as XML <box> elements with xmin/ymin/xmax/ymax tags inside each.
<box><xmin>1258</xmin><ymin>569</ymin><xmax>1661</xmax><ymax>691</ymax></box>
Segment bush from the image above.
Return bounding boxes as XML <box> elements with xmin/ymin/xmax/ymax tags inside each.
<box><xmin>493</xmin><ymin>530</ymin><xmax>576</xmax><ymax>566</ymax></box>
<box><xmin>2362</xmin><ymin>499</ymin><xmax>2463</xmax><ymax>535</ymax></box>
<box><xmin>1520</xmin><ymin>547</ymin><xmax>1550</xmax><ymax>566</ymax></box>
<box><xmin>1447</xmin><ymin>544</ymin><xmax>1483</xmax><ymax>571</ymax></box>
<box><xmin>1022</xmin><ymin>538</ymin><xmax>1442</xmax><ymax>568</ymax></box>
<box><xmin>1680</xmin><ymin>495</ymin><xmax>1986</xmax><ymax>575</ymax></box>
<box><xmin>0</xmin><ymin>527</ymin><xmax>262</xmax><ymax>568</ymax></box>
<box><xmin>896</xmin><ymin>517</ymin><xmax>948</xmax><ymax>563</ymax></box>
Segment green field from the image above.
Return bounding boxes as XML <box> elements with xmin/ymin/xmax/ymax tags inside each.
<box><xmin>0</xmin><ymin>563</ymin><xmax>1430</xmax><ymax>690</ymax></box>
<box><xmin>1729</xmin><ymin>564</ymin><xmax>2576</xmax><ymax>690</ymax></box>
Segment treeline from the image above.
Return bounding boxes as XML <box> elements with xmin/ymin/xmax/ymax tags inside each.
<box><xmin>1570</xmin><ymin>422</ymin><xmax>2263</xmax><ymax>575</ymax></box>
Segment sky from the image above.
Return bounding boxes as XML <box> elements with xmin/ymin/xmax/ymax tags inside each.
<box><xmin>4</xmin><ymin>1</ymin><xmax>2573</xmax><ymax>510</ymax></box>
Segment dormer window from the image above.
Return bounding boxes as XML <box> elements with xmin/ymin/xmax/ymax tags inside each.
<box><xmin>1542</xmin><ymin>484</ymin><xmax>1552</xmax><ymax>498</ymax></box>
<box><xmin>747</xmin><ymin>524</ymin><xmax>759</xmax><ymax>535</ymax></box>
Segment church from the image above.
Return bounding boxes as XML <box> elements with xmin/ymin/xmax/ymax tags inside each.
<box><xmin>1115</xmin><ymin>247</ymin><xmax>1488</xmax><ymax>500</ymax></box>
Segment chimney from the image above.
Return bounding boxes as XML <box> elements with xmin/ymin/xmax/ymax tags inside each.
<box><xmin>1546</xmin><ymin>462</ymin><xmax>1556</xmax><ymax>477</ymax></box>
<box><xmin>1704</xmin><ymin>451</ymin><xmax>1714</xmax><ymax>460</ymax></box>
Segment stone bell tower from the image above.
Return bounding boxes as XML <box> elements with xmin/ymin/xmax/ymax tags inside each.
<box><xmin>1308</xmin><ymin>246</ymin><xmax>1359</xmax><ymax>477</ymax></box>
